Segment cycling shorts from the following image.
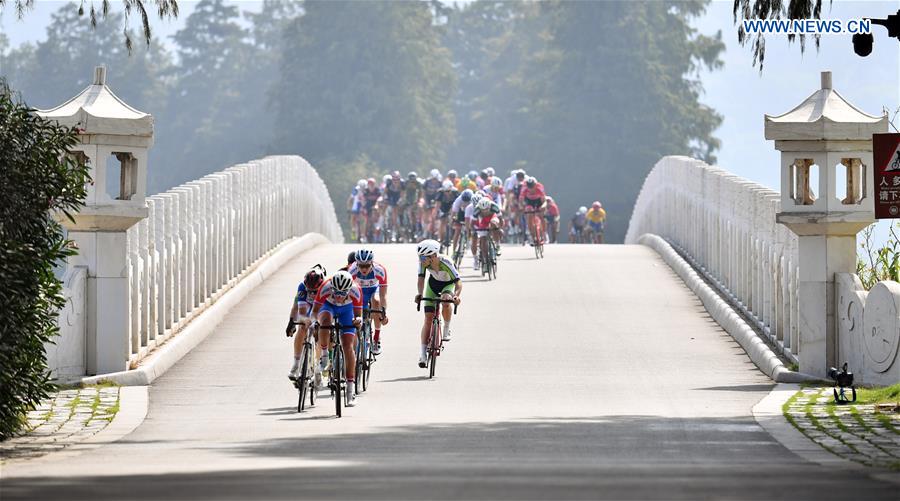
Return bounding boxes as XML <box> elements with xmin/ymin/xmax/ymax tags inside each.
<box><xmin>588</xmin><ymin>221</ymin><xmax>604</xmax><ymax>232</ymax></box>
<box><xmin>423</xmin><ymin>279</ymin><xmax>456</xmax><ymax>313</ymax></box>
<box><xmin>454</xmin><ymin>209</ymin><xmax>466</xmax><ymax>225</ymax></box>
<box><xmin>523</xmin><ymin>198</ymin><xmax>542</xmax><ymax>210</ymax></box>
<box><xmin>351</xmin><ymin>199</ymin><xmax>361</xmax><ymax>214</ymax></box>
<box><xmin>318</xmin><ymin>302</ymin><xmax>357</xmax><ymax>335</ymax></box>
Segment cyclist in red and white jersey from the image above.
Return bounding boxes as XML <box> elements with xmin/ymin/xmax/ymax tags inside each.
<box><xmin>518</xmin><ymin>176</ymin><xmax>546</xmax><ymax>245</ymax></box>
<box><xmin>311</xmin><ymin>271</ymin><xmax>363</xmax><ymax>406</ymax></box>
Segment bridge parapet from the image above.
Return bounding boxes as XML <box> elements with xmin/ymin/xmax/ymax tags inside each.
<box><xmin>626</xmin><ymin>155</ymin><xmax>801</xmax><ymax>364</ymax></box>
<box><xmin>51</xmin><ymin>155</ymin><xmax>342</xmax><ymax>378</ymax></box>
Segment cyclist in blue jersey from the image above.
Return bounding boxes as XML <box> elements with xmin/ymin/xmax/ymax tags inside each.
<box><xmin>285</xmin><ymin>264</ymin><xmax>327</xmax><ymax>381</ymax></box>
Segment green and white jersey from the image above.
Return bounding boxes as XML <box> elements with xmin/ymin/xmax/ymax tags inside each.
<box><xmin>418</xmin><ymin>255</ymin><xmax>460</xmax><ymax>284</ymax></box>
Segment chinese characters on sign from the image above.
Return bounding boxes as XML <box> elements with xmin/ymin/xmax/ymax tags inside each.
<box><xmin>874</xmin><ymin>133</ymin><xmax>900</xmax><ymax>219</ymax></box>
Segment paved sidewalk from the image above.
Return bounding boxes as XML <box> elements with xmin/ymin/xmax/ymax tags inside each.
<box><xmin>785</xmin><ymin>386</ymin><xmax>900</xmax><ymax>469</ymax></box>
<box><xmin>0</xmin><ymin>385</ymin><xmax>120</xmax><ymax>462</ymax></box>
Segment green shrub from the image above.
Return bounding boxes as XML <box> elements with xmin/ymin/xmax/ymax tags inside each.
<box><xmin>0</xmin><ymin>80</ymin><xmax>90</xmax><ymax>440</ymax></box>
<box><xmin>857</xmin><ymin>223</ymin><xmax>900</xmax><ymax>290</ymax></box>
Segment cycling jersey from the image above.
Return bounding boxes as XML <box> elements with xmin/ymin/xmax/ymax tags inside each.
<box><xmin>295</xmin><ymin>282</ymin><xmax>317</xmax><ymax>309</ymax></box>
<box><xmin>349</xmin><ymin>187</ymin><xmax>361</xmax><ymax>213</ymax></box>
<box><xmin>458</xmin><ymin>178</ymin><xmax>478</xmax><ymax>192</ymax></box>
<box><xmin>384</xmin><ymin>180</ymin><xmax>402</xmax><ymax>205</ymax></box>
<box><xmin>437</xmin><ymin>189</ymin><xmax>457</xmax><ymax>216</ymax></box>
<box><xmin>483</xmin><ymin>188</ymin><xmax>502</xmax><ymax>205</ymax></box>
<box><xmin>472</xmin><ymin>202</ymin><xmax>501</xmax><ymax>230</ymax></box>
<box><xmin>571</xmin><ymin>212</ymin><xmax>586</xmax><ymax>229</ymax></box>
<box><xmin>423</xmin><ymin>178</ymin><xmax>442</xmax><ymax>206</ymax></box>
<box><xmin>419</xmin><ymin>255</ymin><xmax>460</xmax><ymax>308</ymax></box>
<box><xmin>347</xmin><ymin>261</ymin><xmax>388</xmax><ymax>305</ymax></box>
<box><xmin>503</xmin><ymin>175</ymin><xmax>518</xmax><ymax>192</ymax></box>
<box><xmin>362</xmin><ymin>187</ymin><xmax>381</xmax><ymax>210</ymax></box>
<box><xmin>450</xmin><ymin>193</ymin><xmax>470</xmax><ymax>214</ymax></box>
<box><xmin>586</xmin><ymin>208</ymin><xmax>606</xmax><ymax>223</ymax></box>
<box><xmin>519</xmin><ymin>183</ymin><xmax>545</xmax><ymax>203</ymax></box>
<box><xmin>314</xmin><ymin>278</ymin><xmax>363</xmax><ymax>334</ymax></box>
<box><xmin>401</xmin><ymin>179</ymin><xmax>422</xmax><ymax>205</ymax></box>
<box><xmin>546</xmin><ymin>201</ymin><xmax>560</xmax><ymax>217</ymax></box>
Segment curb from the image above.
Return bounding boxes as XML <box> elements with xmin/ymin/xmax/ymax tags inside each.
<box><xmin>751</xmin><ymin>383</ymin><xmax>862</xmax><ymax>468</ymax></box>
<box><xmin>82</xmin><ymin>233</ymin><xmax>329</xmax><ymax>386</ymax></box>
<box><xmin>82</xmin><ymin>386</ymin><xmax>149</xmax><ymax>446</ymax></box>
<box><xmin>638</xmin><ymin>233</ymin><xmax>819</xmax><ymax>383</ymax></box>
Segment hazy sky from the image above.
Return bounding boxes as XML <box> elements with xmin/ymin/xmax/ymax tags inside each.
<box><xmin>3</xmin><ymin>0</ymin><xmax>900</xmax><ymax>241</ymax></box>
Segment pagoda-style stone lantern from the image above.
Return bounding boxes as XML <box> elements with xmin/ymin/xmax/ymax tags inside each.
<box><xmin>767</xmin><ymin>71</ymin><xmax>888</xmax><ymax>378</ymax></box>
<box><xmin>37</xmin><ymin>66</ymin><xmax>152</xmax><ymax>374</ymax></box>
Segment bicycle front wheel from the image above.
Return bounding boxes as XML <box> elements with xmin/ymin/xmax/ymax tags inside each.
<box><xmin>297</xmin><ymin>344</ymin><xmax>310</xmax><ymax>413</ymax></box>
<box><xmin>333</xmin><ymin>350</ymin><xmax>343</xmax><ymax>418</ymax></box>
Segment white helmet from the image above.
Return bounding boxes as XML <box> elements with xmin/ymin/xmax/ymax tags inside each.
<box><xmin>417</xmin><ymin>239</ymin><xmax>440</xmax><ymax>257</ymax></box>
<box><xmin>382</xmin><ymin>174</ymin><xmax>391</xmax><ymax>182</ymax></box>
<box><xmin>476</xmin><ymin>198</ymin><xmax>492</xmax><ymax>211</ymax></box>
<box><xmin>471</xmin><ymin>193</ymin><xmax>484</xmax><ymax>205</ymax></box>
<box><xmin>331</xmin><ymin>270</ymin><xmax>354</xmax><ymax>293</ymax></box>
<box><xmin>357</xmin><ymin>179</ymin><xmax>366</xmax><ymax>189</ymax></box>
<box><xmin>430</xmin><ymin>169</ymin><xmax>441</xmax><ymax>180</ymax></box>
<box><xmin>442</xmin><ymin>179</ymin><xmax>453</xmax><ymax>190</ymax></box>
<box><xmin>485</xmin><ymin>167</ymin><xmax>495</xmax><ymax>176</ymax></box>
<box><xmin>491</xmin><ymin>177</ymin><xmax>502</xmax><ymax>187</ymax></box>
<box><xmin>578</xmin><ymin>206</ymin><xmax>588</xmax><ymax>215</ymax></box>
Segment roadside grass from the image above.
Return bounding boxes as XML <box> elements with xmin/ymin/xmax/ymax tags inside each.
<box><xmin>855</xmin><ymin>383</ymin><xmax>900</xmax><ymax>406</ymax></box>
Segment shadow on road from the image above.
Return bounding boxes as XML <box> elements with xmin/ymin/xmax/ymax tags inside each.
<box><xmin>4</xmin><ymin>415</ymin><xmax>897</xmax><ymax>500</ymax></box>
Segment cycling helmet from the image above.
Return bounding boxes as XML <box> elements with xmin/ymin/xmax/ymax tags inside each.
<box><xmin>491</xmin><ymin>177</ymin><xmax>502</xmax><ymax>187</ymax></box>
<box><xmin>355</xmin><ymin>248</ymin><xmax>374</xmax><ymax>263</ymax></box>
<box><xmin>546</xmin><ymin>196</ymin><xmax>554</xmax><ymax>203</ymax></box>
<box><xmin>471</xmin><ymin>193</ymin><xmax>484</xmax><ymax>206</ymax></box>
<box><xmin>442</xmin><ymin>180</ymin><xmax>453</xmax><ymax>190</ymax></box>
<box><xmin>526</xmin><ymin>176</ymin><xmax>536</xmax><ymax>188</ymax></box>
<box><xmin>367</xmin><ymin>177</ymin><xmax>376</xmax><ymax>186</ymax></box>
<box><xmin>476</xmin><ymin>198</ymin><xmax>492</xmax><ymax>211</ymax></box>
<box><xmin>447</xmin><ymin>169</ymin><xmax>458</xmax><ymax>178</ymax></box>
<box><xmin>461</xmin><ymin>189</ymin><xmax>473</xmax><ymax>202</ymax></box>
<box><xmin>486</xmin><ymin>167</ymin><xmax>495</xmax><ymax>177</ymax></box>
<box><xmin>430</xmin><ymin>169</ymin><xmax>441</xmax><ymax>179</ymax></box>
<box><xmin>480</xmin><ymin>169</ymin><xmax>489</xmax><ymax>179</ymax></box>
<box><xmin>467</xmin><ymin>170</ymin><xmax>478</xmax><ymax>180</ymax></box>
<box><xmin>578</xmin><ymin>206</ymin><xmax>588</xmax><ymax>215</ymax></box>
<box><xmin>357</xmin><ymin>179</ymin><xmax>366</xmax><ymax>189</ymax></box>
<box><xmin>382</xmin><ymin>174</ymin><xmax>391</xmax><ymax>183</ymax></box>
<box><xmin>592</xmin><ymin>201</ymin><xmax>601</xmax><ymax>209</ymax></box>
<box><xmin>417</xmin><ymin>239</ymin><xmax>440</xmax><ymax>257</ymax></box>
<box><xmin>347</xmin><ymin>251</ymin><xmax>357</xmax><ymax>265</ymax></box>
<box><xmin>391</xmin><ymin>170</ymin><xmax>401</xmax><ymax>179</ymax></box>
<box><xmin>407</xmin><ymin>171</ymin><xmax>418</xmax><ymax>180</ymax></box>
<box><xmin>303</xmin><ymin>265</ymin><xmax>326</xmax><ymax>290</ymax></box>
<box><xmin>515</xmin><ymin>170</ymin><xmax>526</xmax><ymax>180</ymax></box>
<box><xmin>331</xmin><ymin>271</ymin><xmax>354</xmax><ymax>293</ymax></box>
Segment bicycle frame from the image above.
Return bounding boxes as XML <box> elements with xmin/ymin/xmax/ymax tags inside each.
<box><xmin>416</xmin><ymin>298</ymin><xmax>458</xmax><ymax>378</ymax></box>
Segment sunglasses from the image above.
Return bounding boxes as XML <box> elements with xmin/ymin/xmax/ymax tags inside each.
<box><xmin>358</xmin><ymin>262</ymin><xmax>373</xmax><ymax>268</ymax></box>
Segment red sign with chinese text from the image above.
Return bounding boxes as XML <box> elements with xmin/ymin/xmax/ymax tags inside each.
<box><xmin>874</xmin><ymin>133</ymin><xmax>900</xmax><ymax>219</ymax></box>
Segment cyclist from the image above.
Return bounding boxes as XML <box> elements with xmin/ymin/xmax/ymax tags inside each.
<box><xmin>415</xmin><ymin>239</ymin><xmax>462</xmax><ymax>368</ymax></box>
<box><xmin>311</xmin><ymin>270</ymin><xmax>363</xmax><ymax>406</ymax></box>
<box><xmin>569</xmin><ymin>206</ymin><xmax>587</xmax><ymax>243</ymax></box>
<box><xmin>585</xmin><ymin>201</ymin><xmax>606</xmax><ymax>243</ymax></box>
<box><xmin>484</xmin><ymin>177</ymin><xmax>504</xmax><ymax>205</ymax></box>
<box><xmin>347</xmin><ymin>179</ymin><xmax>365</xmax><ymax>241</ymax></box>
<box><xmin>478</xmin><ymin>169</ymin><xmax>490</xmax><ymax>189</ymax></box>
<box><xmin>545</xmin><ymin>196</ymin><xmax>560</xmax><ymax>243</ymax></box>
<box><xmin>400</xmin><ymin>172</ymin><xmax>423</xmax><ymax>240</ymax></box>
<box><xmin>450</xmin><ymin>189</ymin><xmax>474</xmax><ymax>255</ymax></box>
<box><xmin>383</xmin><ymin>172</ymin><xmax>403</xmax><ymax>240</ymax></box>
<box><xmin>341</xmin><ymin>251</ymin><xmax>355</xmax><ymax>272</ymax></box>
<box><xmin>422</xmin><ymin>169</ymin><xmax>443</xmax><ymax>238</ymax></box>
<box><xmin>285</xmin><ymin>264</ymin><xmax>327</xmax><ymax>381</ymax></box>
<box><xmin>360</xmin><ymin>178</ymin><xmax>381</xmax><ymax>243</ymax></box>
<box><xmin>434</xmin><ymin>180</ymin><xmax>459</xmax><ymax>248</ymax></box>
<box><xmin>470</xmin><ymin>197</ymin><xmax>503</xmax><ymax>266</ymax></box>
<box><xmin>518</xmin><ymin>176</ymin><xmax>546</xmax><ymax>246</ymax></box>
<box><xmin>347</xmin><ymin>249</ymin><xmax>389</xmax><ymax>355</ymax></box>
<box><xmin>466</xmin><ymin>192</ymin><xmax>484</xmax><ymax>268</ymax></box>
<box><xmin>506</xmin><ymin>170</ymin><xmax>527</xmax><ymax>241</ymax></box>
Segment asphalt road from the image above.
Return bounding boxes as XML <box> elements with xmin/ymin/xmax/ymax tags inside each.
<box><xmin>2</xmin><ymin>244</ymin><xmax>896</xmax><ymax>500</ymax></box>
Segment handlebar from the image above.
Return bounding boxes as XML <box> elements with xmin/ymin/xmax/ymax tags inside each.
<box><xmin>416</xmin><ymin>297</ymin><xmax>459</xmax><ymax>314</ymax></box>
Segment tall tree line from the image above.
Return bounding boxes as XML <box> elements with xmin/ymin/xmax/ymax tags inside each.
<box><xmin>1</xmin><ymin>0</ymin><xmax>723</xmax><ymax>242</ymax></box>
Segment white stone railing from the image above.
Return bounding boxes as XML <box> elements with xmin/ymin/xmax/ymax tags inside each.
<box><xmin>118</xmin><ymin>155</ymin><xmax>341</xmax><ymax>367</ymax></box>
<box><xmin>625</xmin><ymin>156</ymin><xmax>801</xmax><ymax>363</ymax></box>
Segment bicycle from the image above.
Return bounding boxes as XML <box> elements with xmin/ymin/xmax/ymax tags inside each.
<box><xmin>477</xmin><ymin>229</ymin><xmax>498</xmax><ymax>280</ymax></box>
<box><xmin>453</xmin><ymin>224</ymin><xmax>468</xmax><ymax>269</ymax></box>
<box><xmin>317</xmin><ymin>319</ymin><xmax>353</xmax><ymax>417</ymax></box>
<box><xmin>524</xmin><ymin>207</ymin><xmax>544</xmax><ymax>258</ymax></box>
<box><xmin>356</xmin><ymin>307</ymin><xmax>383</xmax><ymax>393</ymax></box>
<box><xmin>416</xmin><ymin>297</ymin><xmax>458</xmax><ymax>379</ymax></box>
<box><xmin>291</xmin><ymin>321</ymin><xmax>318</xmax><ymax>413</ymax></box>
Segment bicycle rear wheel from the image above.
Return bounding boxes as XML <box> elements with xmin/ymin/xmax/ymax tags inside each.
<box><xmin>428</xmin><ymin>318</ymin><xmax>440</xmax><ymax>379</ymax></box>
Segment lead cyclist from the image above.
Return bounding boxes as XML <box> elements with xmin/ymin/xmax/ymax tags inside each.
<box><xmin>414</xmin><ymin>240</ymin><xmax>462</xmax><ymax>368</ymax></box>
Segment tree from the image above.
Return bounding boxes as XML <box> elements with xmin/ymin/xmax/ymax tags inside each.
<box><xmin>0</xmin><ymin>0</ymin><xmax>179</xmax><ymax>51</ymax></box>
<box><xmin>733</xmin><ymin>0</ymin><xmax>827</xmax><ymax>71</ymax></box>
<box><xmin>0</xmin><ymin>81</ymin><xmax>91</xmax><ymax>439</ymax></box>
<box><xmin>155</xmin><ymin>0</ymin><xmax>262</xmax><ymax>191</ymax></box>
<box><xmin>271</xmin><ymin>0</ymin><xmax>456</xmax><ymax>176</ymax></box>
